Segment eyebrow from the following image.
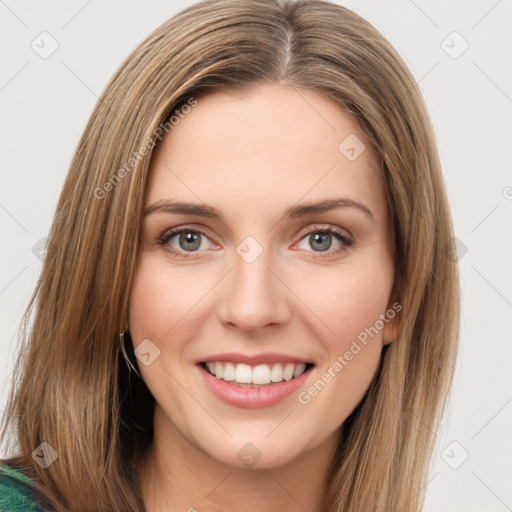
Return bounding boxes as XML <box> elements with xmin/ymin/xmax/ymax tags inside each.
<box><xmin>143</xmin><ymin>198</ymin><xmax>375</xmax><ymax>222</ymax></box>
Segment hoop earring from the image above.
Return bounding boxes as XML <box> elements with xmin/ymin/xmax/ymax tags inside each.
<box><xmin>120</xmin><ymin>327</ymin><xmax>141</xmax><ymax>377</ymax></box>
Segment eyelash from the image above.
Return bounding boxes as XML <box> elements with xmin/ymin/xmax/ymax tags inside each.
<box><xmin>157</xmin><ymin>225</ymin><xmax>353</xmax><ymax>259</ymax></box>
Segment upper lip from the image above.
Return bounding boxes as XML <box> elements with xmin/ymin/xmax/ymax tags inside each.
<box><xmin>198</xmin><ymin>352</ymin><xmax>314</xmax><ymax>366</ymax></box>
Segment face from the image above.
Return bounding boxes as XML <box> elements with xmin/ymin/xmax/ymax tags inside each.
<box><xmin>128</xmin><ymin>83</ymin><xmax>399</xmax><ymax>469</ymax></box>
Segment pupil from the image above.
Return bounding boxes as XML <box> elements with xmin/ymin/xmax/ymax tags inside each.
<box><xmin>180</xmin><ymin>232</ymin><xmax>201</xmax><ymax>251</ymax></box>
<box><xmin>311</xmin><ymin>233</ymin><xmax>331</xmax><ymax>252</ymax></box>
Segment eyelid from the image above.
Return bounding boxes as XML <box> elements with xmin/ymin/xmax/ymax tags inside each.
<box><xmin>294</xmin><ymin>223</ymin><xmax>353</xmax><ymax>244</ymax></box>
<box><xmin>158</xmin><ymin>225</ymin><xmax>218</xmax><ymax>253</ymax></box>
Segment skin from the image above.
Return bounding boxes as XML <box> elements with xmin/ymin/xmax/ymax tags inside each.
<box><xmin>129</xmin><ymin>82</ymin><xmax>400</xmax><ymax>512</ymax></box>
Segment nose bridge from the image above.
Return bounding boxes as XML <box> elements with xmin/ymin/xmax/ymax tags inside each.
<box><xmin>218</xmin><ymin>235</ymin><xmax>289</xmax><ymax>330</ymax></box>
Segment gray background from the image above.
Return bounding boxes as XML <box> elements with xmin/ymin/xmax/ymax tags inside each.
<box><xmin>1</xmin><ymin>1</ymin><xmax>511</xmax><ymax>510</ymax></box>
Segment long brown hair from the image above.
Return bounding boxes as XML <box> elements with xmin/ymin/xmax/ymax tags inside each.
<box><xmin>1</xmin><ymin>0</ymin><xmax>460</xmax><ymax>510</ymax></box>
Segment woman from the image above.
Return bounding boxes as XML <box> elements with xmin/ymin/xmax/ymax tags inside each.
<box><xmin>0</xmin><ymin>0</ymin><xmax>460</xmax><ymax>510</ymax></box>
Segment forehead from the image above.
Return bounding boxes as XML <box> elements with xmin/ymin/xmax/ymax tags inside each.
<box><xmin>145</xmin><ymin>83</ymin><xmax>385</xmax><ymax>221</ymax></box>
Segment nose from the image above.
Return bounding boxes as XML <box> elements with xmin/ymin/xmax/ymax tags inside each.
<box><xmin>217</xmin><ymin>243</ymin><xmax>290</xmax><ymax>333</ymax></box>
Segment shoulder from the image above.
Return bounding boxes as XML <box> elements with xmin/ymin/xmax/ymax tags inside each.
<box><xmin>0</xmin><ymin>461</ymin><xmax>44</xmax><ymax>511</ymax></box>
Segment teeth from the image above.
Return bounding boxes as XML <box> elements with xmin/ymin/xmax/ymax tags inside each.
<box><xmin>252</xmin><ymin>364</ymin><xmax>270</xmax><ymax>385</ymax></box>
<box><xmin>223</xmin><ymin>362</ymin><xmax>235</xmax><ymax>381</ymax></box>
<box><xmin>293</xmin><ymin>363</ymin><xmax>306</xmax><ymax>378</ymax></box>
<box><xmin>204</xmin><ymin>361</ymin><xmax>310</xmax><ymax>385</ymax></box>
<box><xmin>235</xmin><ymin>363</ymin><xmax>252</xmax><ymax>384</ymax></box>
<box><xmin>283</xmin><ymin>363</ymin><xmax>295</xmax><ymax>381</ymax></box>
<box><xmin>215</xmin><ymin>362</ymin><xmax>223</xmax><ymax>379</ymax></box>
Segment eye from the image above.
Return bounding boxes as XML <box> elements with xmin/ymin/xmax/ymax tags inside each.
<box><xmin>294</xmin><ymin>225</ymin><xmax>353</xmax><ymax>255</ymax></box>
<box><xmin>158</xmin><ymin>224</ymin><xmax>353</xmax><ymax>258</ymax></box>
<box><xmin>158</xmin><ymin>228</ymin><xmax>214</xmax><ymax>257</ymax></box>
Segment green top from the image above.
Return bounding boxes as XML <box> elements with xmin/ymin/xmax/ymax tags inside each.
<box><xmin>0</xmin><ymin>461</ymin><xmax>44</xmax><ymax>511</ymax></box>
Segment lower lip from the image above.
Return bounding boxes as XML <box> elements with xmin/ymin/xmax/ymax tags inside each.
<box><xmin>196</xmin><ymin>364</ymin><xmax>314</xmax><ymax>409</ymax></box>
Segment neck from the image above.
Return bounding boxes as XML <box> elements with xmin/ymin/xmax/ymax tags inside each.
<box><xmin>137</xmin><ymin>406</ymin><xmax>338</xmax><ymax>512</ymax></box>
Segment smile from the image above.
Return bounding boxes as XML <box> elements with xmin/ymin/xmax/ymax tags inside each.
<box><xmin>201</xmin><ymin>361</ymin><xmax>314</xmax><ymax>386</ymax></box>
<box><xmin>196</xmin><ymin>359</ymin><xmax>315</xmax><ymax>409</ymax></box>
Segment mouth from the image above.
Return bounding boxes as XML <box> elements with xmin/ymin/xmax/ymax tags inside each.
<box><xmin>196</xmin><ymin>359</ymin><xmax>315</xmax><ymax>408</ymax></box>
<box><xmin>198</xmin><ymin>361</ymin><xmax>315</xmax><ymax>387</ymax></box>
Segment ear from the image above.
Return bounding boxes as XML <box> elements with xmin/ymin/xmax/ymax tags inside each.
<box><xmin>382</xmin><ymin>287</ymin><xmax>402</xmax><ymax>346</ymax></box>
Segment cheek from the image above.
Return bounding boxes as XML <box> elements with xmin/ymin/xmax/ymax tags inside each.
<box><xmin>128</xmin><ymin>256</ymin><xmax>202</xmax><ymax>341</ymax></box>
<box><xmin>292</xmin><ymin>256</ymin><xmax>393</xmax><ymax>424</ymax></box>
<box><xmin>127</xmin><ymin>257</ymin><xmax>199</xmax><ymax>408</ymax></box>
<box><xmin>293</xmin><ymin>257</ymin><xmax>393</xmax><ymax>347</ymax></box>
